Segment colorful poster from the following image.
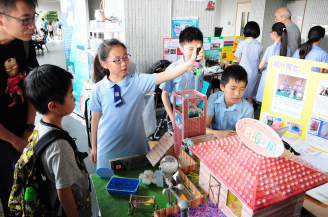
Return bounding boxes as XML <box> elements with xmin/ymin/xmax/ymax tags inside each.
<box><xmin>312</xmin><ymin>79</ymin><xmax>328</xmax><ymax>116</ymax></box>
<box><xmin>163</xmin><ymin>38</ymin><xmax>183</xmax><ymax>63</ymax></box>
<box><xmin>172</xmin><ymin>17</ymin><xmax>198</xmax><ymax>38</ymax></box>
<box><xmin>221</xmin><ymin>36</ymin><xmax>246</xmax><ymax>62</ymax></box>
<box><xmin>203</xmin><ymin>37</ymin><xmax>223</xmax><ymax>62</ymax></box>
<box><xmin>270</xmin><ymin>69</ymin><xmax>310</xmax><ymax>120</ymax></box>
<box><xmin>60</xmin><ymin>0</ymin><xmax>89</xmax><ymax>115</ymax></box>
<box><xmin>306</xmin><ymin>114</ymin><xmax>328</xmax><ymax>152</ymax></box>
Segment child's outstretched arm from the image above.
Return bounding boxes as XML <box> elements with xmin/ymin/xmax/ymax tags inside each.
<box><xmin>90</xmin><ymin>111</ymin><xmax>102</xmax><ymax>165</ymax></box>
<box><xmin>58</xmin><ymin>186</ymin><xmax>79</xmax><ymax>217</ymax></box>
<box><xmin>205</xmin><ymin>115</ymin><xmax>237</xmax><ymax>139</ymax></box>
<box><xmin>155</xmin><ymin>45</ymin><xmax>204</xmax><ymax>85</ymax></box>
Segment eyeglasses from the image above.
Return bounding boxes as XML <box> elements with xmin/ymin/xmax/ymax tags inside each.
<box><xmin>269</xmin><ymin>31</ymin><xmax>272</xmax><ymax>34</ymax></box>
<box><xmin>0</xmin><ymin>12</ymin><xmax>39</xmax><ymax>26</ymax></box>
<box><xmin>104</xmin><ymin>54</ymin><xmax>131</xmax><ymax>64</ymax></box>
<box><xmin>274</xmin><ymin>15</ymin><xmax>283</xmax><ymax>20</ymax></box>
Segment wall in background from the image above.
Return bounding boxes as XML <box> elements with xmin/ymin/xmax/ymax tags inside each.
<box><xmin>120</xmin><ymin>0</ymin><xmax>217</xmax><ymax>73</ymax></box>
<box><xmin>261</xmin><ymin>0</ymin><xmax>286</xmax><ymax>52</ymax></box>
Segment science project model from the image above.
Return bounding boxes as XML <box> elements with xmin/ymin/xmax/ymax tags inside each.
<box><xmin>276</xmin><ymin>77</ymin><xmax>305</xmax><ymax>101</ymax></box>
<box><xmin>189</xmin><ymin>119</ymin><xmax>328</xmax><ymax>217</ymax></box>
<box><xmin>173</xmin><ymin>90</ymin><xmax>207</xmax><ymax>159</ymax></box>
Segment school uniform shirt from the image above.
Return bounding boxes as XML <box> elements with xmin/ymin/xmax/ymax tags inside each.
<box><xmin>292</xmin><ymin>45</ymin><xmax>328</xmax><ymax>72</ymax></box>
<box><xmin>234</xmin><ymin>39</ymin><xmax>263</xmax><ymax>98</ymax></box>
<box><xmin>90</xmin><ymin>73</ymin><xmax>157</xmax><ymax>169</ymax></box>
<box><xmin>207</xmin><ymin>91</ymin><xmax>254</xmax><ymax>131</ymax></box>
<box><xmin>256</xmin><ymin>42</ymin><xmax>291</xmax><ymax>102</ymax></box>
<box><xmin>159</xmin><ymin>56</ymin><xmax>203</xmax><ymax>107</ymax></box>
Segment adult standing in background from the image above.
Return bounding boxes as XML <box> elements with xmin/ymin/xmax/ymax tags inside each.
<box><xmin>275</xmin><ymin>7</ymin><xmax>301</xmax><ymax>56</ymax></box>
<box><xmin>0</xmin><ymin>0</ymin><xmax>38</xmax><ymax>216</ymax></box>
<box><xmin>56</xmin><ymin>18</ymin><xmax>62</xmax><ymax>40</ymax></box>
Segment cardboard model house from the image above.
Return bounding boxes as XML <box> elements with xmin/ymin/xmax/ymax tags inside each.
<box><xmin>189</xmin><ymin>119</ymin><xmax>328</xmax><ymax>217</ymax></box>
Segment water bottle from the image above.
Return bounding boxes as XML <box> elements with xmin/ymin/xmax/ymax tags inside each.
<box><xmin>24</xmin><ymin>187</ymin><xmax>39</xmax><ymax>212</ymax></box>
<box><xmin>190</xmin><ymin>46</ymin><xmax>204</xmax><ymax>92</ymax></box>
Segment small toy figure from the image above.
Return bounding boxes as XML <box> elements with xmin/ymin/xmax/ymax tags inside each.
<box><xmin>4</xmin><ymin>58</ymin><xmax>26</xmax><ymax>107</ymax></box>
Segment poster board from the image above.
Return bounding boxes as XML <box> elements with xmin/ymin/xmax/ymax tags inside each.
<box><xmin>60</xmin><ymin>0</ymin><xmax>89</xmax><ymax>116</ymax></box>
<box><xmin>221</xmin><ymin>36</ymin><xmax>246</xmax><ymax>62</ymax></box>
<box><xmin>203</xmin><ymin>36</ymin><xmax>223</xmax><ymax>62</ymax></box>
<box><xmin>163</xmin><ymin>38</ymin><xmax>183</xmax><ymax>63</ymax></box>
<box><xmin>260</xmin><ymin>56</ymin><xmax>328</xmax><ymax>152</ymax></box>
<box><xmin>172</xmin><ymin>17</ymin><xmax>198</xmax><ymax>38</ymax></box>
<box><xmin>163</xmin><ymin>37</ymin><xmax>224</xmax><ymax>63</ymax></box>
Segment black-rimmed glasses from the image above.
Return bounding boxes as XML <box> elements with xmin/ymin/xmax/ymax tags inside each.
<box><xmin>0</xmin><ymin>12</ymin><xmax>39</xmax><ymax>26</ymax></box>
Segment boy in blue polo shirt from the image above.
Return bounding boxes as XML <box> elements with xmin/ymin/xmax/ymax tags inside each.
<box><xmin>206</xmin><ymin>65</ymin><xmax>254</xmax><ymax>139</ymax></box>
<box><xmin>160</xmin><ymin>27</ymin><xmax>204</xmax><ymax>132</ymax></box>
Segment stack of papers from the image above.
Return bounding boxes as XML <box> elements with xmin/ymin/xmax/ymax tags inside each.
<box><xmin>281</xmin><ymin>135</ymin><xmax>328</xmax><ymax>172</ymax></box>
<box><xmin>306</xmin><ymin>183</ymin><xmax>328</xmax><ymax>204</ymax></box>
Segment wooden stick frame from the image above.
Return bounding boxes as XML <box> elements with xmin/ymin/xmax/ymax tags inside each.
<box><xmin>209</xmin><ymin>173</ymin><xmax>221</xmax><ymax>207</ymax></box>
<box><xmin>128</xmin><ymin>195</ymin><xmax>156</xmax><ymax>214</ymax></box>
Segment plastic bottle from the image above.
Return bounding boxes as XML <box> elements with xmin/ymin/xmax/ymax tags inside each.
<box><xmin>190</xmin><ymin>46</ymin><xmax>204</xmax><ymax>94</ymax></box>
<box><xmin>24</xmin><ymin>187</ymin><xmax>39</xmax><ymax>212</ymax></box>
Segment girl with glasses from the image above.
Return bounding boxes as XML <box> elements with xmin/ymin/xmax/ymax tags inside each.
<box><xmin>89</xmin><ymin>39</ymin><xmax>204</xmax><ymax>169</ymax></box>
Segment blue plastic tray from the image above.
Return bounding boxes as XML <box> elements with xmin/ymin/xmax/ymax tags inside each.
<box><xmin>106</xmin><ymin>177</ymin><xmax>140</xmax><ymax>196</ymax></box>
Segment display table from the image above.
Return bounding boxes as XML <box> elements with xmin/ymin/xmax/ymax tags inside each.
<box><xmin>303</xmin><ymin>195</ymin><xmax>328</xmax><ymax>217</ymax></box>
<box><xmin>91</xmin><ymin>165</ymin><xmax>169</xmax><ymax>216</ymax></box>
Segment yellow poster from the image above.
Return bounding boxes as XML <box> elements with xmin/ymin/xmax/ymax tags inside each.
<box><xmin>260</xmin><ymin>56</ymin><xmax>328</xmax><ymax>146</ymax></box>
<box><xmin>221</xmin><ymin>36</ymin><xmax>246</xmax><ymax>62</ymax></box>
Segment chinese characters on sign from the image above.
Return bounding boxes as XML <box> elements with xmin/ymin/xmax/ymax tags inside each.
<box><xmin>272</xmin><ymin>60</ymin><xmax>300</xmax><ymax>72</ymax></box>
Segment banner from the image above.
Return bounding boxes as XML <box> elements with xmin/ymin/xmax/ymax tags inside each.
<box><xmin>60</xmin><ymin>0</ymin><xmax>89</xmax><ymax>116</ymax></box>
<box><xmin>172</xmin><ymin>17</ymin><xmax>198</xmax><ymax>39</ymax></box>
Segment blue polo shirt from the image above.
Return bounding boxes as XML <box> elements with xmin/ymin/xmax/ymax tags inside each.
<box><xmin>207</xmin><ymin>91</ymin><xmax>254</xmax><ymax>131</ymax></box>
<box><xmin>292</xmin><ymin>45</ymin><xmax>328</xmax><ymax>72</ymax></box>
<box><xmin>160</xmin><ymin>56</ymin><xmax>203</xmax><ymax>107</ymax></box>
<box><xmin>90</xmin><ymin>73</ymin><xmax>157</xmax><ymax>169</ymax></box>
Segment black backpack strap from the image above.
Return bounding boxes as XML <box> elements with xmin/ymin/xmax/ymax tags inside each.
<box><xmin>34</xmin><ymin>130</ymin><xmax>88</xmax><ymax>171</ymax></box>
<box><xmin>34</xmin><ymin>129</ymin><xmax>91</xmax><ymax>187</ymax></box>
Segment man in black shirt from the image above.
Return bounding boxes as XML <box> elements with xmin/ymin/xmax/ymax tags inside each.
<box><xmin>0</xmin><ymin>0</ymin><xmax>38</xmax><ymax>216</ymax></box>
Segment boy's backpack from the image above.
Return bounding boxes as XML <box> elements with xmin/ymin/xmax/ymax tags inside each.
<box><xmin>8</xmin><ymin>130</ymin><xmax>89</xmax><ymax>217</ymax></box>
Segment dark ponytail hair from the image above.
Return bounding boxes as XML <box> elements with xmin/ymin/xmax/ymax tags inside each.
<box><xmin>299</xmin><ymin>26</ymin><xmax>325</xmax><ymax>59</ymax></box>
<box><xmin>93</xmin><ymin>39</ymin><xmax>127</xmax><ymax>83</ymax></box>
<box><xmin>272</xmin><ymin>22</ymin><xmax>288</xmax><ymax>56</ymax></box>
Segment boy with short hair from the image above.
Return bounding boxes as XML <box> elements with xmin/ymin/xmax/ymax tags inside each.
<box><xmin>160</xmin><ymin>27</ymin><xmax>204</xmax><ymax>131</ymax></box>
<box><xmin>24</xmin><ymin>65</ymin><xmax>92</xmax><ymax>217</ymax></box>
<box><xmin>206</xmin><ymin>65</ymin><xmax>254</xmax><ymax>139</ymax></box>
